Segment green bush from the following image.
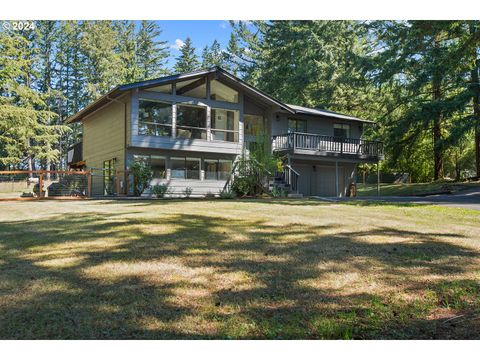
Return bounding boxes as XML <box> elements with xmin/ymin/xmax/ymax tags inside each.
<box><xmin>152</xmin><ymin>184</ymin><xmax>168</xmax><ymax>198</ymax></box>
<box><xmin>219</xmin><ymin>189</ymin><xmax>235</xmax><ymax>199</ymax></box>
<box><xmin>131</xmin><ymin>161</ymin><xmax>153</xmax><ymax>196</ymax></box>
<box><xmin>271</xmin><ymin>185</ymin><xmax>286</xmax><ymax>198</ymax></box>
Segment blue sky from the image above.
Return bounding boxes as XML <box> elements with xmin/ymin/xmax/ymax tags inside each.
<box><xmin>151</xmin><ymin>21</ymin><xmax>234</xmax><ymax>68</ymax></box>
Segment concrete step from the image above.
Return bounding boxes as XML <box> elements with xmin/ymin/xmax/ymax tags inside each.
<box><xmin>287</xmin><ymin>193</ymin><xmax>303</xmax><ymax>198</ymax></box>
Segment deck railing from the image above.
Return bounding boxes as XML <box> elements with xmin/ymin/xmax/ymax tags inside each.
<box><xmin>272</xmin><ymin>132</ymin><xmax>383</xmax><ymax>157</ymax></box>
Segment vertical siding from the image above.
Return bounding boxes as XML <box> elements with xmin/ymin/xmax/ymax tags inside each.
<box><xmin>83</xmin><ymin>96</ymin><xmax>128</xmax><ymax>195</ymax></box>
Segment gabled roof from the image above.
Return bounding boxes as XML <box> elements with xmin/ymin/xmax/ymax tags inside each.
<box><xmin>65</xmin><ymin>67</ymin><xmax>374</xmax><ymax>124</ymax></box>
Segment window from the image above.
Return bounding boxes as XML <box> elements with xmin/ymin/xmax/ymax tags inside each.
<box><xmin>171</xmin><ymin>157</ymin><xmax>200</xmax><ymax>180</ymax></box>
<box><xmin>145</xmin><ymin>84</ymin><xmax>172</xmax><ymax>94</ymax></box>
<box><xmin>204</xmin><ymin>159</ymin><xmax>232</xmax><ymax>180</ymax></box>
<box><xmin>176</xmin><ymin>78</ymin><xmax>207</xmax><ymax>98</ymax></box>
<box><xmin>288</xmin><ymin>119</ymin><xmax>307</xmax><ymax>133</ymax></box>
<box><xmin>176</xmin><ymin>104</ymin><xmax>207</xmax><ymax>140</ymax></box>
<box><xmin>150</xmin><ymin>156</ymin><xmax>166</xmax><ymax>179</ymax></box>
<box><xmin>138</xmin><ymin>100</ymin><xmax>172</xmax><ymax>137</ymax></box>
<box><xmin>334</xmin><ymin>124</ymin><xmax>351</xmax><ymax>139</ymax></box>
<box><xmin>210</xmin><ymin>80</ymin><xmax>239</xmax><ymax>103</ymax></box>
<box><xmin>103</xmin><ymin>159</ymin><xmax>115</xmax><ymax>195</ymax></box>
<box><xmin>133</xmin><ymin>155</ymin><xmax>166</xmax><ymax>179</ymax></box>
<box><xmin>211</xmin><ymin>108</ymin><xmax>239</xmax><ymax>142</ymax></box>
<box><xmin>244</xmin><ymin>114</ymin><xmax>265</xmax><ymax>136</ymax></box>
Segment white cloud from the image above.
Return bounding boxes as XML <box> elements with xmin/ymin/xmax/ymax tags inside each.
<box><xmin>171</xmin><ymin>39</ymin><xmax>185</xmax><ymax>50</ymax></box>
<box><xmin>219</xmin><ymin>21</ymin><xmax>228</xmax><ymax>29</ymax></box>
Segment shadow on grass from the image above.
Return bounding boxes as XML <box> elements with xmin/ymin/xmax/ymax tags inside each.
<box><xmin>0</xmin><ymin>209</ymin><xmax>478</xmax><ymax>339</ymax></box>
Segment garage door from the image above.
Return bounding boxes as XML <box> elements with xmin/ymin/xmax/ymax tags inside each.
<box><xmin>315</xmin><ymin>166</ymin><xmax>343</xmax><ymax>197</ymax></box>
<box><xmin>293</xmin><ymin>164</ymin><xmax>344</xmax><ymax>197</ymax></box>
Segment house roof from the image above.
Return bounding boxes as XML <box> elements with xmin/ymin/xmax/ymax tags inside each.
<box><xmin>286</xmin><ymin>104</ymin><xmax>374</xmax><ymax>124</ymax></box>
<box><xmin>65</xmin><ymin>67</ymin><xmax>374</xmax><ymax>124</ymax></box>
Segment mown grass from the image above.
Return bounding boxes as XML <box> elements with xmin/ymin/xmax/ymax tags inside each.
<box><xmin>356</xmin><ymin>181</ymin><xmax>479</xmax><ymax>197</ymax></box>
<box><xmin>0</xmin><ymin>199</ymin><xmax>479</xmax><ymax>339</ymax></box>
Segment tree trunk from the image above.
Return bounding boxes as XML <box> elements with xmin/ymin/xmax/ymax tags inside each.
<box><xmin>472</xmin><ymin>58</ymin><xmax>480</xmax><ymax>179</ymax></box>
<box><xmin>432</xmin><ymin>37</ymin><xmax>444</xmax><ymax>181</ymax></box>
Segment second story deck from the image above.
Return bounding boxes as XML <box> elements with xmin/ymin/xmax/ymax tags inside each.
<box><xmin>272</xmin><ymin>132</ymin><xmax>384</xmax><ymax>162</ymax></box>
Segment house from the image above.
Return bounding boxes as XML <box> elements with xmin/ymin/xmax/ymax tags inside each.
<box><xmin>66</xmin><ymin>67</ymin><xmax>383</xmax><ymax>197</ymax></box>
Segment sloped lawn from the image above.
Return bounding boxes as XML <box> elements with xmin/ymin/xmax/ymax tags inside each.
<box><xmin>0</xmin><ymin>199</ymin><xmax>479</xmax><ymax>339</ymax></box>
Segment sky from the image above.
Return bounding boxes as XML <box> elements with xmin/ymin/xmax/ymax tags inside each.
<box><xmin>152</xmin><ymin>21</ymin><xmax>234</xmax><ymax>68</ymax></box>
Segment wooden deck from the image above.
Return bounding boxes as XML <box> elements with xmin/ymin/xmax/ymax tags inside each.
<box><xmin>272</xmin><ymin>132</ymin><xmax>384</xmax><ymax>161</ymax></box>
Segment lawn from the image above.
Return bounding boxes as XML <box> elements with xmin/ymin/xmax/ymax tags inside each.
<box><xmin>356</xmin><ymin>181</ymin><xmax>480</xmax><ymax>197</ymax></box>
<box><xmin>0</xmin><ymin>199</ymin><xmax>479</xmax><ymax>339</ymax></box>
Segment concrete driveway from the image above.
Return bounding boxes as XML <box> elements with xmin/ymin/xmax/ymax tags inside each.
<box><xmin>316</xmin><ymin>187</ymin><xmax>480</xmax><ymax>211</ymax></box>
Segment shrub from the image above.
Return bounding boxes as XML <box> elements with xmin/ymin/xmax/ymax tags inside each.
<box><xmin>271</xmin><ymin>185</ymin><xmax>286</xmax><ymax>198</ymax></box>
<box><xmin>183</xmin><ymin>186</ymin><xmax>193</xmax><ymax>198</ymax></box>
<box><xmin>219</xmin><ymin>189</ymin><xmax>235</xmax><ymax>199</ymax></box>
<box><xmin>131</xmin><ymin>161</ymin><xmax>153</xmax><ymax>196</ymax></box>
<box><xmin>152</xmin><ymin>184</ymin><xmax>168</xmax><ymax>198</ymax></box>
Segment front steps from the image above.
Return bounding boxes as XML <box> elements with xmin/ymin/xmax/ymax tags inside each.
<box><xmin>268</xmin><ymin>176</ymin><xmax>303</xmax><ymax>198</ymax></box>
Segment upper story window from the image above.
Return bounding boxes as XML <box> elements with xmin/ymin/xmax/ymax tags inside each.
<box><xmin>244</xmin><ymin>114</ymin><xmax>265</xmax><ymax>136</ymax></box>
<box><xmin>176</xmin><ymin>78</ymin><xmax>207</xmax><ymax>98</ymax></box>
<box><xmin>145</xmin><ymin>83</ymin><xmax>172</xmax><ymax>94</ymax></box>
<box><xmin>334</xmin><ymin>123</ymin><xmax>351</xmax><ymax>139</ymax></box>
<box><xmin>210</xmin><ymin>80</ymin><xmax>239</xmax><ymax>103</ymax></box>
<box><xmin>211</xmin><ymin>108</ymin><xmax>239</xmax><ymax>142</ymax></box>
<box><xmin>176</xmin><ymin>104</ymin><xmax>207</xmax><ymax>140</ymax></box>
<box><xmin>138</xmin><ymin>99</ymin><xmax>172</xmax><ymax>137</ymax></box>
<box><xmin>288</xmin><ymin>119</ymin><xmax>307</xmax><ymax>133</ymax></box>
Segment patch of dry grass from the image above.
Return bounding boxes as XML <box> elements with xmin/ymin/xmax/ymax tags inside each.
<box><xmin>0</xmin><ymin>199</ymin><xmax>479</xmax><ymax>339</ymax></box>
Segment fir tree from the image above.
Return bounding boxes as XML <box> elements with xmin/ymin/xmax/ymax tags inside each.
<box><xmin>136</xmin><ymin>21</ymin><xmax>169</xmax><ymax>79</ymax></box>
<box><xmin>174</xmin><ymin>37</ymin><xmax>200</xmax><ymax>73</ymax></box>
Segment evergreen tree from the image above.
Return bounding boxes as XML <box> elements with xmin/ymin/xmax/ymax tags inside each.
<box><xmin>0</xmin><ymin>32</ymin><xmax>67</xmax><ymax>169</ymax></box>
<box><xmin>80</xmin><ymin>21</ymin><xmax>122</xmax><ymax>101</ymax></box>
<box><xmin>201</xmin><ymin>39</ymin><xmax>225</xmax><ymax>68</ymax></box>
<box><xmin>136</xmin><ymin>20</ymin><xmax>169</xmax><ymax>80</ymax></box>
<box><xmin>174</xmin><ymin>37</ymin><xmax>200</xmax><ymax>73</ymax></box>
<box><xmin>115</xmin><ymin>20</ymin><xmax>141</xmax><ymax>83</ymax></box>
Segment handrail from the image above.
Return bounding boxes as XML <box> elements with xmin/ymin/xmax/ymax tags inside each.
<box><xmin>272</xmin><ymin>132</ymin><xmax>383</xmax><ymax>157</ymax></box>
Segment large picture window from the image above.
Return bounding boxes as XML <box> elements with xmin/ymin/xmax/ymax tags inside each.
<box><xmin>288</xmin><ymin>119</ymin><xmax>307</xmax><ymax>133</ymax></box>
<box><xmin>211</xmin><ymin>108</ymin><xmax>239</xmax><ymax>142</ymax></box>
<box><xmin>133</xmin><ymin>155</ymin><xmax>166</xmax><ymax>179</ymax></box>
<box><xmin>210</xmin><ymin>80</ymin><xmax>239</xmax><ymax>103</ymax></box>
<box><xmin>176</xmin><ymin>104</ymin><xmax>207</xmax><ymax>140</ymax></box>
<box><xmin>204</xmin><ymin>159</ymin><xmax>232</xmax><ymax>180</ymax></box>
<box><xmin>138</xmin><ymin>100</ymin><xmax>172</xmax><ymax>137</ymax></box>
<box><xmin>171</xmin><ymin>157</ymin><xmax>200</xmax><ymax>180</ymax></box>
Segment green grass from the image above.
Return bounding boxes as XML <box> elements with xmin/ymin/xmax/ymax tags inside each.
<box><xmin>0</xmin><ymin>199</ymin><xmax>479</xmax><ymax>339</ymax></box>
<box><xmin>356</xmin><ymin>181</ymin><xmax>479</xmax><ymax>197</ymax></box>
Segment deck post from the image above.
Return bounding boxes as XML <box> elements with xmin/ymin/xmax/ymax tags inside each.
<box><xmin>38</xmin><ymin>172</ymin><xmax>43</xmax><ymax>198</ymax></box>
<box><xmin>87</xmin><ymin>171</ymin><xmax>92</xmax><ymax>198</ymax></box>
<box><xmin>335</xmin><ymin>161</ymin><xmax>339</xmax><ymax>197</ymax></box>
<box><xmin>377</xmin><ymin>161</ymin><xmax>380</xmax><ymax>196</ymax></box>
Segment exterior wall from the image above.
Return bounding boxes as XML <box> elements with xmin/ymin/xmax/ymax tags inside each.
<box><xmin>126</xmin><ymin>148</ymin><xmax>237</xmax><ymax>197</ymax></box>
<box><xmin>82</xmin><ymin>94</ymin><xmax>129</xmax><ymax>195</ymax></box>
<box><xmin>271</xmin><ymin>113</ymin><xmax>363</xmax><ymax>139</ymax></box>
<box><xmin>290</xmin><ymin>158</ymin><xmax>357</xmax><ymax>197</ymax></box>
